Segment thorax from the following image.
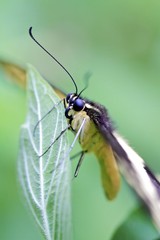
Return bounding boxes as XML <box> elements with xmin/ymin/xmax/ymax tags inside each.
<box><xmin>70</xmin><ymin>111</ymin><xmax>105</xmax><ymax>153</ymax></box>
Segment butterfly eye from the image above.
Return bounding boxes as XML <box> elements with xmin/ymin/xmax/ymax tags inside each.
<box><xmin>66</xmin><ymin>93</ymin><xmax>73</xmax><ymax>103</ymax></box>
<box><xmin>73</xmin><ymin>98</ymin><xmax>85</xmax><ymax>111</ymax></box>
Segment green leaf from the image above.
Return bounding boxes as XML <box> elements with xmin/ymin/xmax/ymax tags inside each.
<box><xmin>111</xmin><ymin>206</ymin><xmax>159</xmax><ymax>240</ymax></box>
<box><xmin>18</xmin><ymin>66</ymin><xmax>72</xmax><ymax>240</ymax></box>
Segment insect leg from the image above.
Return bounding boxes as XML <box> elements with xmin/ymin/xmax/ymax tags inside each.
<box><xmin>74</xmin><ymin>151</ymin><xmax>85</xmax><ymax>177</ymax></box>
<box><xmin>70</xmin><ymin>151</ymin><xmax>83</xmax><ymax>160</ymax></box>
<box><xmin>39</xmin><ymin>124</ymin><xmax>70</xmax><ymax>157</ymax></box>
<box><xmin>68</xmin><ymin>118</ymin><xmax>86</xmax><ymax>154</ymax></box>
<box><xmin>33</xmin><ymin>99</ymin><xmax>63</xmax><ymax>136</ymax></box>
<box><xmin>48</xmin><ymin>118</ymin><xmax>86</xmax><ymax>173</ymax></box>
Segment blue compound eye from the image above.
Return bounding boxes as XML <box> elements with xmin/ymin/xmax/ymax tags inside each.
<box><xmin>66</xmin><ymin>93</ymin><xmax>73</xmax><ymax>103</ymax></box>
<box><xmin>73</xmin><ymin>98</ymin><xmax>85</xmax><ymax>111</ymax></box>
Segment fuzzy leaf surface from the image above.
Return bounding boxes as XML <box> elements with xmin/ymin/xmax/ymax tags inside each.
<box><xmin>18</xmin><ymin>66</ymin><xmax>72</xmax><ymax>240</ymax></box>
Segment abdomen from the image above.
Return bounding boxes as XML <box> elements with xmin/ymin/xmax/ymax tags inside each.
<box><xmin>72</xmin><ymin>114</ymin><xmax>120</xmax><ymax>200</ymax></box>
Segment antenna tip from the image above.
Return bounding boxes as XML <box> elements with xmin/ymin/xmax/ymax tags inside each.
<box><xmin>29</xmin><ymin>27</ymin><xmax>33</xmax><ymax>36</ymax></box>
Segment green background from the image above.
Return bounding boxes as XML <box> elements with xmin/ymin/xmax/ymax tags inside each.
<box><xmin>0</xmin><ymin>1</ymin><xmax>160</xmax><ymax>239</ymax></box>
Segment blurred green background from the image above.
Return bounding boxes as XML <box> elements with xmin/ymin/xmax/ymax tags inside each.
<box><xmin>0</xmin><ymin>0</ymin><xmax>160</xmax><ymax>239</ymax></box>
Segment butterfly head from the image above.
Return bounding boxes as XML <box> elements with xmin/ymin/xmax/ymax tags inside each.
<box><xmin>65</xmin><ymin>93</ymin><xmax>85</xmax><ymax>119</ymax></box>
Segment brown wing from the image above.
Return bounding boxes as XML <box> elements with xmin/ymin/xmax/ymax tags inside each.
<box><xmin>0</xmin><ymin>60</ymin><xmax>26</xmax><ymax>88</ymax></box>
<box><xmin>0</xmin><ymin>60</ymin><xmax>66</xmax><ymax>100</ymax></box>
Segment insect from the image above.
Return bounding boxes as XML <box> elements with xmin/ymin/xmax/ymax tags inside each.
<box><xmin>1</xmin><ymin>27</ymin><xmax>160</xmax><ymax>229</ymax></box>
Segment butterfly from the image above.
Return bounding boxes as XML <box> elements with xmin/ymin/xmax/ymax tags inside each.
<box><xmin>1</xmin><ymin>27</ymin><xmax>160</xmax><ymax>229</ymax></box>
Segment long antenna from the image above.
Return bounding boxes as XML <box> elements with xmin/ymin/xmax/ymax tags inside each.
<box><xmin>29</xmin><ymin>27</ymin><xmax>78</xmax><ymax>94</ymax></box>
<box><xmin>78</xmin><ymin>71</ymin><xmax>91</xmax><ymax>97</ymax></box>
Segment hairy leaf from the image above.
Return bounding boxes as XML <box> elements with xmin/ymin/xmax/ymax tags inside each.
<box><xmin>18</xmin><ymin>66</ymin><xmax>72</xmax><ymax>240</ymax></box>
